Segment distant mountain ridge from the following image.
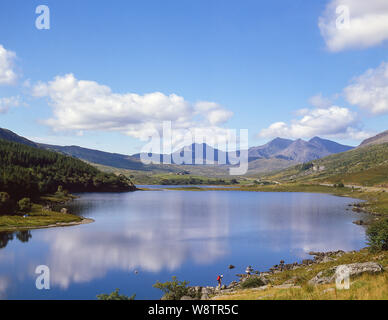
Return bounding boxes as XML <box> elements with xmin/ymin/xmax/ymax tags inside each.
<box><xmin>0</xmin><ymin>128</ymin><xmax>355</xmax><ymax>173</ymax></box>
<box><xmin>248</xmin><ymin>138</ymin><xmax>294</xmax><ymax>161</ymax></box>
<box><xmin>133</xmin><ymin>137</ymin><xmax>354</xmax><ymax>165</ymax></box>
<box><xmin>133</xmin><ymin>143</ymin><xmax>231</xmax><ymax>165</ymax></box>
<box><xmin>248</xmin><ymin>136</ymin><xmax>353</xmax><ymax>163</ymax></box>
<box><xmin>39</xmin><ymin>143</ymin><xmax>151</xmax><ymax>171</ymax></box>
<box><xmin>264</xmin><ymin>130</ymin><xmax>388</xmax><ymax>187</ymax></box>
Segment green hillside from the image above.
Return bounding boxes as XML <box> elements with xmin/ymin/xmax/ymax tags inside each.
<box><xmin>264</xmin><ymin>142</ymin><xmax>388</xmax><ymax>186</ymax></box>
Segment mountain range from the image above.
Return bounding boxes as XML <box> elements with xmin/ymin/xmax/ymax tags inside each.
<box><xmin>133</xmin><ymin>137</ymin><xmax>354</xmax><ymax>164</ymax></box>
<box><xmin>266</xmin><ymin>131</ymin><xmax>388</xmax><ymax>187</ymax></box>
<box><xmin>0</xmin><ymin>127</ymin><xmax>359</xmax><ymax>175</ymax></box>
<box><xmin>248</xmin><ymin>137</ymin><xmax>353</xmax><ymax>162</ymax></box>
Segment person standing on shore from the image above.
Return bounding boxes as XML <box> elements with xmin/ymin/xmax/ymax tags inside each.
<box><xmin>245</xmin><ymin>265</ymin><xmax>253</xmax><ymax>275</ymax></box>
<box><xmin>217</xmin><ymin>274</ymin><xmax>223</xmax><ymax>288</ymax></box>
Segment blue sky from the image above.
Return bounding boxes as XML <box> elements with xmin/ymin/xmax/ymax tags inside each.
<box><xmin>1</xmin><ymin>0</ymin><xmax>388</xmax><ymax>154</ymax></box>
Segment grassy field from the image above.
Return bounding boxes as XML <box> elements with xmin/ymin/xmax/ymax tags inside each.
<box><xmin>214</xmin><ymin>249</ymin><xmax>388</xmax><ymax>300</ymax></box>
<box><xmin>323</xmin><ymin>165</ymin><xmax>388</xmax><ymax>187</ymax></box>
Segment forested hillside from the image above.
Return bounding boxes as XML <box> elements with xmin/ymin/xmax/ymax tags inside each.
<box><xmin>0</xmin><ymin>138</ymin><xmax>136</xmax><ymax>201</ymax></box>
<box><xmin>0</xmin><ymin>128</ymin><xmax>38</xmax><ymax>148</ymax></box>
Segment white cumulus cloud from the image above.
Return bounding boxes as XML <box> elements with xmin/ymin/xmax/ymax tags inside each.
<box><xmin>344</xmin><ymin>61</ymin><xmax>388</xmax><ymax>115</ymax></box>
<box><xmin>319</xmin><ymin>0</ymin><xmax>388</xmax><ymax>51</ymax></box>
<box><xmin>32</xmin><ymin>74</ymin><xmax>233</xmax><ymax>145</ymax></box>
<box><xmin>194</xmin><ymin>101</ymin><xmax>234</xmax><ymax>126</ymax></box>
<box><xmin>258</xmin><ymin>105</ymin><xmax>370</xmax><ymax>140</ymax></box>
<box><xmin>0</xmin><ymin>45</ymin><xmax>18</xmax><ymax>85</ymax></box>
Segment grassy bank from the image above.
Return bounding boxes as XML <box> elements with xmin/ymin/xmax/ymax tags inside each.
<box><xmin>0</xmin><ymin>194</ymin><xmax>85</xmax><ymax>232</ymax></box>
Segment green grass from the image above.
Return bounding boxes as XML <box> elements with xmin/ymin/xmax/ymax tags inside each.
<box><xmin>264</xmin><ymin>143</ymin><xmax>388</xmax><ymax>187</ymax></box>
<box><xmin>40</xmin><ymin>193</ymin><xmax>77</xmax><ymax>203</ymax></box>
<box><xmin>164</xmin><ymin>186</ymin><xmax>206</xmax><ymax>191</ymax></box>
<box><xmin>324</xmin><ymin>165</ymin><xmax>388</xmax><ymax>187</ymax></box>
<box><xmin>0</xmin><ymin>202</ymin><xmax>83</xmax><ymax>232</ymax></box>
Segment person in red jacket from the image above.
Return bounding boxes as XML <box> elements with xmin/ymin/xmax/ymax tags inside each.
<box><xmin>217</xmin><ymin>274</ymin><xmax>223</xmax><ymax>288</ymax></box>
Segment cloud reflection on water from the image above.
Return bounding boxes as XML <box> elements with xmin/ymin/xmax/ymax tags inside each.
<box><xmin>44</xmin><ymin>193</ymin><xmax>230</xmax><ymax>288</ymax></box>
<box><xmin>0</xmin><ymin>192</ymin><xmax>367</xmax><ymax>296</ymax></box>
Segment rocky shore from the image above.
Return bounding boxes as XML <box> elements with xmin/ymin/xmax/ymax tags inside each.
<box><xmin>179</xmin><ymin>250</ymin><xmax>384</xmax><ymax>300</ymax></box>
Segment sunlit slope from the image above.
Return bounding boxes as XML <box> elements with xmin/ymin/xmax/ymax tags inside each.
<box><xmin>265</xmin><ymin>143</ymin><xmax>388</xmax><ymax>187</ymax></box>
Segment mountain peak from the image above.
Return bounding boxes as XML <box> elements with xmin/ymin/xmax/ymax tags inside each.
<box><xmin>309</xmin><ymin>136</ymin><xmax>323</xmax><ymax>142</ymax></box>
<box><xmin>308</xmin><ymin>136</ymin><xmax>354</xmax><ymax>154</ymax></box>
<box><xmin>293</xmin><ymin>138</ymin><xmax>307</xmax><ymax>144</ymax></box>
<box><xmin>266</xmin><ymin>137</ymin><xmax>294</xmax><ymax>147</ymax></box>
<box><xmin>250</xmin><ymin>136</ymin><xmax>354</xmax><ymax>163</ymax></box>
<box><xmin>270</xmin><ymin>137</ymin><xmax>293</xmax><ymax>142</ymax></box>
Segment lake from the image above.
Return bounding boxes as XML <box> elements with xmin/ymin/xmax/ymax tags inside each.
<box><xmin>0</xmin><ymin>189</ymin><xmax>368</xmax><ymax>300</ymax></box>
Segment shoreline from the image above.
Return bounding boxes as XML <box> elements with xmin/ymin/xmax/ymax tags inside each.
<box><xmin>151</xmin><ymin>183</ymin><xmax>387</xmax><ymax>217</ymax></box>
<box><xmin>0</xmin><ymin>193</ymin><xmax>95</xmax><ymax>233</ymax></box>
<box><xmin>0</xmin><ymin>186</ymin><xmax>136</xmax><ymax>233</ymax></box>
<box><xmin>0</xmin><ymin>217</ymin><xmax>94</xmax><ymax>232</ymax></box>
<box><xmin>178</xmin><ymin>248</ymin><xmax>387</xmax><ymax>300</ymax></box>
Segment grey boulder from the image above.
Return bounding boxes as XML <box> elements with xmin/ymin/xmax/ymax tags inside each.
<box><xmin>309</xmin><ymin>262</ymin><xmax>383</xmax><ymax>285</ymax></box>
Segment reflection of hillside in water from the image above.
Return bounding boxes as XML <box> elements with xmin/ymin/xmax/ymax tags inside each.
<box><xmin>53</xmin><ymin>198</ymin><xmax>99</xmax><ymax>216</ymax></box>
<box><xmin>0</xmin><ymin>231</ymin><xmax>32</xmax><ymax>249</ymax></box>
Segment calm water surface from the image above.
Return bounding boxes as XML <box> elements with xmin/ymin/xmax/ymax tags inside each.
<box><xmin>0</xmin><ymin>189</ymin><xmax>367</xmax><ymax>300</ymax></box>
